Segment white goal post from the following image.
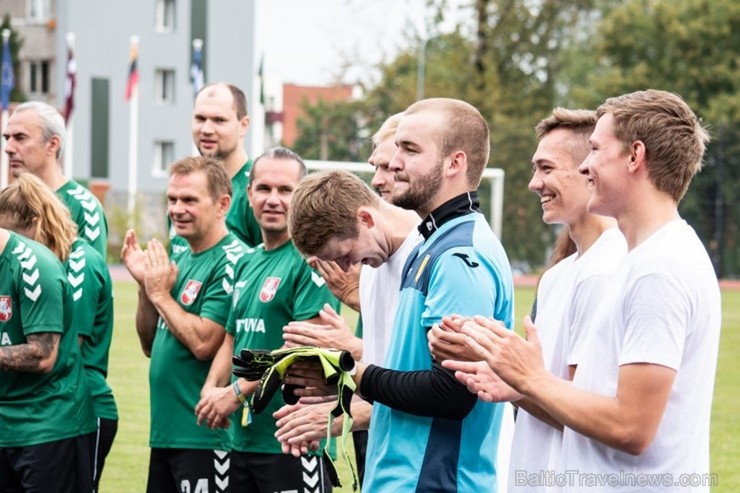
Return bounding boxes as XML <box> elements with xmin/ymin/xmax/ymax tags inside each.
<box><xmin>304</xmin><ymin>160</ymin><xmax>505</xmax><ymax>239</ymax></box>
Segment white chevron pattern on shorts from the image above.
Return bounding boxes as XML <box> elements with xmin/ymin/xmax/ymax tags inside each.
<box><xmin>302</xmin><ymin>456</ymin><xmax>321</xmax><ymax>493</ymax></box>
<box><xmin>213</xmin><ymin>450</ymin><xmax>229</xmax><ymax>493</ymax></box>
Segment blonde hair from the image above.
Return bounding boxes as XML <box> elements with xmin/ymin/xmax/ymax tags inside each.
<box><xmin>0</xmin><ymin>174</ymin><xmax>77</xmax><ymax>261</ymax></box>
<box><xmin>372</xmin><ymin>113</ymin><xmax>403</xmax><ymax>146</ymax></box>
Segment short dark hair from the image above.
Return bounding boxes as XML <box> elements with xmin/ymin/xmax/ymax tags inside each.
<box><xmin>249</xmin><ymin>147</ymin><xmax>307</xmax><ymax>183</ymax></box>
<box><xmin>196</xmin><ymin>83</ymin><xmax>248</xmax><ymax>119</ymax></box>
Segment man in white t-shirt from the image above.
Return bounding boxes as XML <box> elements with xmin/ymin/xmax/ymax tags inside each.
<box><xmin>448</xmin><ymin>90</ymin><xmax>721</xmax><ymax>492</ymax></box>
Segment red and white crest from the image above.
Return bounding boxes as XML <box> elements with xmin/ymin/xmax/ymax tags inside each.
<box><xmin>180</xmin><ymin>280</ymin><xmax>202</xmax><ymax>306</ymax></box>
<box><xmin>0</xmin><ymin>296</ymin><xmax>12</xmax><ymax>322</ymax></box>
<box><xmin>259</xmin><ymin>277</ymin><xmax>281</xmax><ymax>303</ymax></box>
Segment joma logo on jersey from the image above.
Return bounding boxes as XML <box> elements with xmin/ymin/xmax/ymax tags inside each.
<box><xmin>235</xmin><ymin>318</ymin><xmax>266</xmax><ymax>333</ymax></box>
<box><xmin>0</xmin><ymin>296</ymin><xmax>12</xmax><ymax>322</ymax></box>
<box><xmin>259</xmin><ymin>277</ymin><xmax>281</xmax><ymax>303</ymax></box>
<box><xmin>180</xmin><ymin>280</ymin><xmax>202</xmax><ymax>306</ymax></box>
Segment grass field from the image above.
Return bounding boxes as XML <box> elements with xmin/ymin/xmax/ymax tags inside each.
<box><xmin>100</xmin><ymin>281</ymin><xmax>739</xmax><ymax>492</ymax></box>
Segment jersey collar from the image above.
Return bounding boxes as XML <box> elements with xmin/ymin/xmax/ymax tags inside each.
<box><xmin>418</xmin><ymin>191</ymin><xmax>481</xmax><ymax>240</ymax></box>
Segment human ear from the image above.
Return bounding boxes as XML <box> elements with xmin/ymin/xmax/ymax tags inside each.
<box><xmin>357</xmin><ymin>208</ymin><xmax>375</xmax><ymax>229</ymax></box>
<box><xmin>447</xmin><ymin>151</ymin><xmax>466</xmax><ymax>177</ymax></box>
<box><xmin>219</xmin><ymin>194</ymin><xmax>231</xmax><ymax>216</ymax></box>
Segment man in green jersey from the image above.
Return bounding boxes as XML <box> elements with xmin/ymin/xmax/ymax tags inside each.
<box><xmin>171</xmin><ymin>83</ymin><xmax>261</xmax><ymax>254</ymax></box>
<box><xmin>196</xmin><ymin>147</ymin><xmax>339</xmax><ymax>492</ymax></box>
<box><xmin>0</xmin><ymin>227</ymin><xmax>97</xmax><ymax>492</ymax></box>
<box><xmin>122</xmin><ymin>156</ymin><xmax>248</xmax><ymax>493</ymax></box>
<box><xmin>3</xmin><ymin>101</ymin><xmax>109</xmax><ymax>258</ymax></box>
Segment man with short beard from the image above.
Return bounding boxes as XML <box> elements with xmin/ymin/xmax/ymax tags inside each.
<box><xmin>171</xmin><ymin>83</ymin><xmax>261</xmax><ymax>252</ymax></box>
<box><xmin>285</xmin><ymin>98</ymin><xmax>515</xmax><ymax>492</ymax></box>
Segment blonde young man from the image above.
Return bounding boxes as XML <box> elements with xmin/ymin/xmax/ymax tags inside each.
<box><xmin>275</xmin><ymin>114</ymin><xmax>420</xmax><ymax>484</ymax></box>
<box><xmin>287</xmin><ymin>98</ymin><xmax>514</xmax><ymax>492</ymax></box>
<box><xmin>454</xmin><ymin>90</ymin><xmax>720</xmax><ymax>492</ymax></box>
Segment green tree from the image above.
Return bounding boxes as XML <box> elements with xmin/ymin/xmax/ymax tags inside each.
<box><xmin>292</xmin><ymin>99</ymin><xmax>371</xmax><ymax>162</ymax></box>
<box><xmin>292</xmin><ymin>0</ymin><xmax>610</xmax><ymax>269</ymax></box>
<box><xmin>563</xmin><ymin>0</ymin><xmax>740</xmax><ymax>276</ymax></box>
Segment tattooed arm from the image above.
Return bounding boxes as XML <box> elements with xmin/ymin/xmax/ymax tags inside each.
<box><xmin>0</xmin><ymin>333</ymin><xmax>60</xmax><ymax>373</ymax></box>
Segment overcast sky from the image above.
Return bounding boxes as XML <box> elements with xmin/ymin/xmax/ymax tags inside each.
<box><xmin>257</xmin><ymin>0</ymin><xmax>465</xmax><ymax>85</ymax></box>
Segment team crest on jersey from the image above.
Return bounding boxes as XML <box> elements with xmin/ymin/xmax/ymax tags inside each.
<box><xmin>0</xmin><ymin>296</ymin><xmax>11</xmax><ymax>322</ymax></box>
<box><xmin>180</xmin><ymin>280</ymin><xmax>202</xmax><ymax>306</ymax></box>
<box><xmin>259</xmin><ymin>277</ymin><xmax>281</xmax><ymax>303</ymax></box>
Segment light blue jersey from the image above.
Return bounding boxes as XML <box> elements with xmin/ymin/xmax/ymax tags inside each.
<box><xmin>364</xmin><ymin>209</ymin><xmax>514</xmax><ymax>492</ymax></box>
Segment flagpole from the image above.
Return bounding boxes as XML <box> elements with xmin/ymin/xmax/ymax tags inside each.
<box><xmin>127</xmin><ymin>35</ymin><xmax>139</xmax><ymax>223</ymax></box>
<box><xmin>1</xmin><ymin>29</ymin><xmax>12</xmax><ymax>190</ymax></box>
<box><xmin>191</xmin><ymin>38</ymin><xmax>203</xmax><ymax>156</ymax></box>
<box><xmin>64</xmin><ymin>32</ymin><xmax>75</xmax><ymax>179</ymax></box>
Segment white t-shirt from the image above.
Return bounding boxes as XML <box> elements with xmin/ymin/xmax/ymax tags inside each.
<box><xmin>561</xmin><ymin>220</ymin><xmax>721</xmax><ymax>492</ymax></box>
<box><xmin>358</xmin><ymin>229</ymin><xmax>421</xmax><ymax>365</ymax></box>
<box><xmin>509</xmin><ymin>228</ymin><xmax>627</xmax><ymax>492</ymax></box>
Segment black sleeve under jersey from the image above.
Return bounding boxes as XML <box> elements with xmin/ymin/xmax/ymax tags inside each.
<box><xmin>359</xmin><ymin>361</ymin><xmax>478</xmax><ymax>420</ymax></box>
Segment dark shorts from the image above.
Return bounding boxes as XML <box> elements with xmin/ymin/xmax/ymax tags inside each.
<box><xmin>0</xmin><ymin>432</ymin><xmax>95</xmax><ymax>493</ymax></box>
<box><xmin>93</xmin><ymin>417</ymin><xmax>118</xmax><ymax>492</ymax></box>
<box><xmin>146</xmin><ymin>448</ymin><xmax>230</xmax><ymax>493</ymax></box>
<box><xmin>230</xmin><ymin>451</ymin><xmax>333</xmax><ymax>492</ymax></box>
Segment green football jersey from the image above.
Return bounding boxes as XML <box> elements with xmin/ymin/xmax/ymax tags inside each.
<box><xmin>56</xmin><ymin>180</ymin><xmax>109</xmax><ymax>259</ymax></box>
<box><xmin>65</xmin><ymin>239</ymin><xmax>117</xmax><ymax>420</ymax></box>
<box><xmin>227</xmin><ymin>240</ymin><xmax>340</xmax><ymax>454</ymax></box>
<box><xmin>229</xmin><ymin>161</ymin><xmax>262</xmax><ymax>248</ymax></box>
<box><xmin>149</xmin><ymin>233</ymin><xmax>248</xmax><ymax>450</ymax></box>
<box><xmin>0</xmin><ymin>233</ymin><xmax>96</xmax><ymax>447</ymax></box>
<box><xmin>170</xmin><ymin>160</ymin><xmax>262</xmax><ymax>253</ymax></box>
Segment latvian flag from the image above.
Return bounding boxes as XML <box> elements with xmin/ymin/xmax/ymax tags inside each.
<box><xmin>63</xmin><ymin>39</ymin><xmax>76</xmax><ymax>123</ymax></box>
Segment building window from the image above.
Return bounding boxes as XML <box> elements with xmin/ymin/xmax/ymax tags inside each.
<box><xmin>154</xmin><ymin>69</ymin><xmax>175</xmax><ymax>104</ymax></box>
<box><xmin>153</xmin><ymin>141</ymin><xmax>175</xmax><ymax>176</ymax></box>
<box><xmin>28</xmin><ymin>60</ymin><xmax>51</xmax><ymax>95</ymax></box>
<box><xmin>155</xmin><ymin>0</ymin><xmax>176</xmax><ymax>32</ymax></box>
<box><xmin>27</xmin><ymin>0</ymin><xmax>52</xmax><ymax>21</ymax></box>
